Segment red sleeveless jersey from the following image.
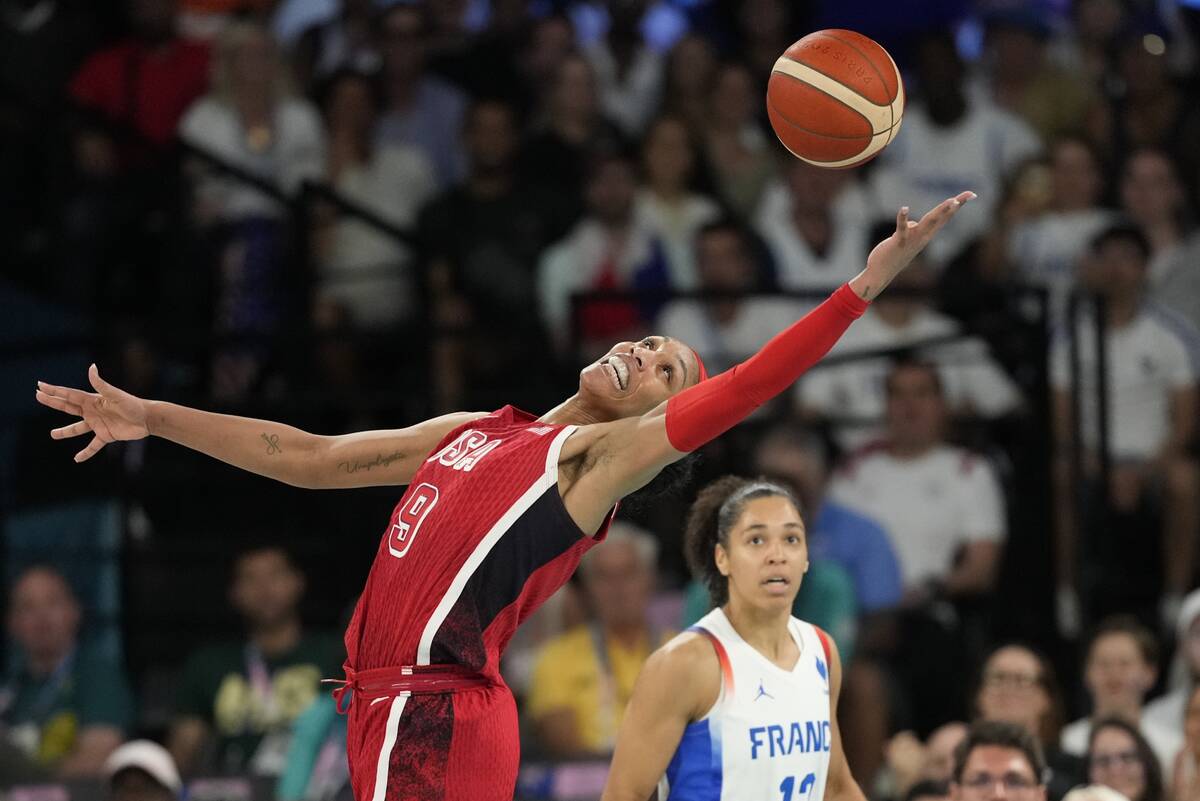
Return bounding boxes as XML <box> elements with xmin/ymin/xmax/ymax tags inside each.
<box><xmin>343</xmin><ymin>406</ymin><xmax>615</xmax><ymax>682</ymax></box>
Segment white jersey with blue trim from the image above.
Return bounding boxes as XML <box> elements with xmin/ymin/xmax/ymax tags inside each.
<box><xmin>659</xmin><ymin>607</ymin><xmax>834</xmax><ymax>801</ymax></box>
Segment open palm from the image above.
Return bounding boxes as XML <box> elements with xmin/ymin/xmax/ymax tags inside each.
<box><xmin>35</xmin><ymin>364</ymin><xmax>149</xmax><ymax>462</ymax></box>
<box><xmin>866</xmin><ymin>191</ymin><xmax>976</xmax><ymax>288</ymax></box>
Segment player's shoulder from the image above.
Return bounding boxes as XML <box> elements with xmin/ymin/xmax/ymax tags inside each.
<box><xmin>639</xmin><ymin>630</ymin><xmax>722</xmax><ymax>712</ymax></box>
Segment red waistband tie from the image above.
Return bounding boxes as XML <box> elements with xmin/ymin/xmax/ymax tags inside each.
<box><xmin>323</xmin><ymin>664</ymin><xmax>491</xmax><ymax>713</ymax></box>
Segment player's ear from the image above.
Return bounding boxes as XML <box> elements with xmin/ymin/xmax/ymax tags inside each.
<box><xmin>714</xmin><ymin>543</ymin><xmax>730</xmax><ymax>578</ymax></box>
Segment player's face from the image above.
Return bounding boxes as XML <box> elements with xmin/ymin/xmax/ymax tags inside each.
<box><xmin>716</xmin><ymin>496</ymin><xmax>808</xmax><ymax>612</ymax></box>
<box><xmin>1085</xmin><ymin>633</ymin><xmax>1154</xmax><ymax>709</ymax></box>
<box><xmin>952</xmin><ymin>747</ymin><xmax>1044</xmax><ymax>801</ymax></box>
<box><xmin>579</xmin><ymin>335</ymin><xmax>701</xmax><ymax>418</ymax></box>
<box><xmin>6</xmin><ymin>570</ymin><xmax>80</xmax><ymax>662</ymax></box>
<box><xmin>1088</xmin><ymin>725</ymin><xmax>1146</xmax><ymax>801</ymax></box>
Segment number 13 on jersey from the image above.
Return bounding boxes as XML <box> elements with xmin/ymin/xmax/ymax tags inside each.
<box><xmin>389</xmin><ymin>482</ymin><xmax>439</xmax><ymax>558</ymax></box>
<box><xmin>781</xmin><ymin>773</ymin><xmax>817</xmax><ymax>801</ymax></box>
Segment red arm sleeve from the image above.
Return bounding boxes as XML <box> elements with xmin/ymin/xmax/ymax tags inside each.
<box><xmin>665</xmin><ymin>283</ymin><xmax>868</xmax><ymax>452</ymax></box>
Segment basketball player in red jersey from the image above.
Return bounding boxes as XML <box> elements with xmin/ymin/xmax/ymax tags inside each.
<box><xmin>36</xmin><ymin>192</ymin><xmax>973</xmax><ymax>800</ymax></box>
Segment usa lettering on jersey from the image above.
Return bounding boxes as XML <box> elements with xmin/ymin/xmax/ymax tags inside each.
<box><xmin>426</xmin><ymin>429</ymin><xmax>503</xmax><ymax>472</ymax></box>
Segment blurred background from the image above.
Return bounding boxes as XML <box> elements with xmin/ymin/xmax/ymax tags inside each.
<box><xmin>2</xmin><ymin>0</ymin><xmax>1199</xmax><ymax>799</ymax></box>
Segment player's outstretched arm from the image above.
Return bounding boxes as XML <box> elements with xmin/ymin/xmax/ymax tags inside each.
<box><xmin>36</xmin><ymin>364</ymin><xmax>485</xmax><ymax>489</ymax></box>
<box><xmin>567</xmin><ymin>194</ymin><xmax>974</xmax><ymax>523</ymax></box>
<box><xmin>600</xmin><ymin>634</ymin><xmax>720</xmax><ymax>801</ymax></box>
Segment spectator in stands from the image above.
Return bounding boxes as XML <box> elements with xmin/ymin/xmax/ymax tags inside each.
<box><xmin>1145</xmin><ymin>590</ymin><xmax>1200</xmax><ymax>741</ymax></box>
<box><xmin>973</xmin><ymin>8</ymin><xmax>1097</xmax><ymax>143</ymax></box>
<box><xmin>1087</xmin><ymin>25</ymin><xmax>1200</xmax><ymax>198</ymax></box>
<box><xmin>314</xmin><ymin>67</ymin><xmax>436</xmax><ymax>329</ymax></box>
<box><xmin>887</xmin><ymin>723</ymin><xmax>968</xmax><ymax>801</ymax></box>
<box><xmin>907</xmin><ymin>780</ymin><xmax>952</xmax><ymax>801</ymax></box>
<box><xmin>518</xmin><ymin>13</ymin><xmax>576</xmax><ymax>116</ymax></box>
<box><xmin>1063</xmin><ymin>786</ymin><xmax>1133</xmax><ymax>801</ymax></box>
<box><xmin>178</xmin><ymin>19</ymin><xmax>325</xmax><ymax>401</ymax></box>
<box><xmin>870</xmin><ymin>30</ymin><xmax>1042</xmax><ymax>266</ymax></box>
<box><xmin>797</xmin><ymin>224</ymin><xmax>1023</xmax><ymax>450</ymax></box>
<box><xmin>1120</xmin><ymin>149</ymin><xmax>1200</xmax><ymax>328</ymax></box>
<box><xmin>1173</xmin><ymin>685</ymin><xmax>1200</xmax><ymax>801</ymax></box>
<box><xmin>732</xmin><ymin>0</ymin><xmax>798</xmax><ymax>87</ymax></box>
<box><xmin>583</xmin><ymin>0</ymin><xmax>664</xmax><ymax>137</ymax></box>
<box><xmin>950</xmin><ymin>721</ymin><xmax>1049</xmax><ymax>801</ymax></box>
<box><xmin>974</xmin><ymin>644</ymin><xmax>1084</xmax><ymax>801</ymax></box>
<box><xmin>701</xmin><ymin>61</ymin><xmax>779</xmax><ymax>219</ymax></box>
<box><xmin>374</xmin><ymin>3</ymin><xmax>467</xmax><ymax>189</ymax></box>
<box><xmin>1086</xmin><ymin>718</ymin><xmax>1165</xmax><ymax>801</ymax></box>
<box><xmin>419</xmin><ymin>97</ymin><xmax>568</xmax><ymax>412</ymax></box>
<box><xmin>1051</xmin><ymin>224</ymin><xmax>1199</xmax><ymax>634</ymax></box>
<box><xmin>520</xmin><ymin>53</ymin><xmax>625</xmax><ymax>217</ymax></box>
<box><xmin>1061</xmin><ymin>617</ymin><xmax>1178</xmax><ymax>771</ymax></box>
<box><xmin>1008</xmin><ymin>135</ymin><xmax>1115</xmax><ymax>316</ymax></box>
<box><xmin>537</xmin><ymin>148</ymin><xmax>668</xmax><ymax>355</ymax></box>
<box><xmin>636</xmin><ymin>114</ymin><xmax>720</xmax><ymax>291</ymax></box>
<box><xmin>654</xmin><ymin>218</ymin><xmax>803</xmax><ymax>376</ymax></box>
<box><xmin>292</xmin><ymin>0</ymin><xmax>381</xmax><ymax>93</ymax></box>
<box><xmin>830</xmin><ymin>361</ymin><xmax>1006</xmax><ymax>603</ymax></box>
<box><xmin>169</xmin><ymin>544</ymin><xmax>340</xmax><ymax>777</ymax></box>
<box><xmin>179</xmin><ymin>20</ymin><xmax>325</xmax><ymax>221</ymax></box>
<box><xmin>104</xmin><ymin>740</ymin><xmax>183</xmax><ymax>801</ymax></box>
<box><xmin>69</xmin><ymin>0</ymin><xmax>210</xmax><ymax>164</ymax></box>
<box><xmin>662</xmin><ymin>33</ymin><xmax>717</xmax><ymax>137</ymax></box>
<box><xmin>527</xmin><ymin>523</ymin><xmax>670</xmax><ymax>758</ymax></box>
<box><xmin>1048</xmin><ymin>0</ymin><xmax>1126</xmax><ymax>90</ymax></box>
<box><xmin>0</xmin><ymin>566</ymin><xmax>133</xmax><ymax>777</ymax></box>
<box><xmin>756</xmin><ymin>159</ymin><xmax>872</xmax><ymax>290</ymax></box>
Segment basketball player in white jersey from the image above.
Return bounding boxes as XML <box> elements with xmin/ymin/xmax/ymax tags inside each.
<box><xmin>601</xmin><ymin>476</ymin><xmax>865</xmax><ymax>801</ymax></box>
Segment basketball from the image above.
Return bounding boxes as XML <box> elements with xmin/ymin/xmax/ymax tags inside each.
<box><xmin>766</xmin><ymin>29</ymin><xmax>905</xmax><ymax>169</ymax></box>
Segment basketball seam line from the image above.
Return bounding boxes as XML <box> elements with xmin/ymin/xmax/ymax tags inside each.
<box><xmin>811</xmin><ymin>30</ymin><xmax>895</xmax><ymax>130</ymax></box>
<box><xmin>774</xmin><ymin>58</ymin><xmax>890</xmax><ymax>115</ymax></box>
<box><xmin>765</xmin><ymin>88</ymin><xmax>901</xmax><ymax>140</ymax></box>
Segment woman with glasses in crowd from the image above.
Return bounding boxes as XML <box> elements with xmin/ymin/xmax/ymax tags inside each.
<box><xmin>974</xmin><ymin>644</ymin><xmax>1085</xmax><ymax>801</ymax></box>
<box><xmin>1086</xmin><ymin>717</ymin><xmax>1165</xmax><ymax>801</ymax></box>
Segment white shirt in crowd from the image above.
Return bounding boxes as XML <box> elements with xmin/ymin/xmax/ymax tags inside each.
<box><xmin>870</xmin><ymin>101</ymin><xmax>1042</xmax><ymax>265</ymax></box>
<box><xmin>655</xmin><ymin>297</ymin><xmax>810</xmax><ymax>376</ymax></box>
<box><xmin>1050</xmin><ymin>305</ymin><xmax>1199</xmax><ymax>461</ymax></box>
<box><xmin>180</xmin><ymin>96</ymin><xmax>326</xmax><ymax>221</ymax></box>
<box><xmin>585</xmin><ymin>40</ymin><xmax>664</xmax><ymax>137</ymax></box>
<box><xmin>537</xmin><ymin>216</ymin><xmax>663</xmax><ymax>338</ymax></box>
<box><xmin>1010</xmin><ymin>209</ymin><xmax>1116</xmax><ymax>318</ymax></box>
<box><xmin>319</xmin><ymin>146</ymin><xmax>437</xmax><ymax>327</ymax></box>
<box><xmin>1150</xmin><ymin>233</ymin><xmax>1200</xmax><ymax>331</ymax></box>
<box><xmin>635</xmin><ymin>190</ymin><xmax>721</xmax><ymax>291</ymax></box>
<box><xmin>797</xmin><ymin>307</ymin><xmax>1023</xmax><ymax>449</ymax></box>
<box><xmin>1060</xmin><ymin>716</ymin><xmax>1181</xmax><ymax>777</ymax></box>
<box><xmin>754</xmin><ymin>180</ymin><xmax>873</xmax><ymax>293</ymax></box>
<box><xmin>830</xmin><ymin>443</ymin><xmax>1007</xmax><ymax>588</ymax></box>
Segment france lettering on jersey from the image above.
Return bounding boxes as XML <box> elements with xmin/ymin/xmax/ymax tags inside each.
<box><xmin>659</xmin><ymin>608</ymin><xmax>833</xmax><ymax>801</ymax></box>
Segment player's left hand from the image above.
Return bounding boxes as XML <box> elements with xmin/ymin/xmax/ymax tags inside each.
<box><xmin>863</xmin><ymin>191</ymin><xmax>976</xmax><ymax>297</ymax></box>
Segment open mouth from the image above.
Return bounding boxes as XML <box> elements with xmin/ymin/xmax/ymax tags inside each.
<box><xmin>762</xmin><ymin>576</ymin><xmax>790</xmax><ymax>587</ymax></box>
<box><xmin>603</xmin><ymin>355</ymin><xmax>630</xmax><ymax>390</ymax></box>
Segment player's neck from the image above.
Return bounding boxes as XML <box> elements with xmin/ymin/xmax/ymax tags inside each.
<box><xmin>540</xmin><ymin>396</ymin><xmax>607</xmax><ymax>427</ymax></box>
<box><xmin>248</xmin><ymin>617</ymin><xmax>302</xmax><ymax>657</ymax></box>
<box><xmin>723</xmin><ymin>601</ymin><xmax>794</xmax><ymax>663</ymax></box>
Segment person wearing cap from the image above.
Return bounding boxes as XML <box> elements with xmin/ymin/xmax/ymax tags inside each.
<box><xmin>104</xmin><ymin>739</ymin><xmax>182</xmax><ymax>801</ymax></box>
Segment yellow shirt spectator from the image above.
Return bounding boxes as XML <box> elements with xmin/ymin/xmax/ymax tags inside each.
<box><xmin>527</xmin><ymin>624</ymin><xmax>672</xmax><ymax>755</ymax></box>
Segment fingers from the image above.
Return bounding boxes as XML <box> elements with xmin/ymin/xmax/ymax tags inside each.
<box><xmin>36</xmin><ymin>380</ymin><xmax>93</xmax><ymax>409</ymax></box>
<box><xmin>895</xmin><ymin>206</ymin><xmax>910</xmax><ymax>236</ymax></box>
<box><xmin>51</xmin><ymin>421</ymin><xmax>92</xmax><ymax>440</ymax></box>
<box><xmin>35</xmin><ymin>388</ymin><xmax>82</xmax><ymax>417</ymax></box>
<box><xmin>74</xmin><ymin>435</ymin><xmax>107</xmax><ymax>463</ymax></box>
<box><xmin>917</xmin><ymin>192</ymin><xmax>975</xmax><ymax>237</ymax></box>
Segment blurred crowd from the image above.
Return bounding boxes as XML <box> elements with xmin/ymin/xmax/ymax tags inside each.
<box><xmin>2</xmin><ymin>0</ymin><xmax>1200</xmax><ymax>799</ymax></box>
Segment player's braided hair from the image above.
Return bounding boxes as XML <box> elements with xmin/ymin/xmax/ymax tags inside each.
<box><xmin>684</xmin><ymin>476</ymin><xmax>800</xmax><ymax>607</ymax></box>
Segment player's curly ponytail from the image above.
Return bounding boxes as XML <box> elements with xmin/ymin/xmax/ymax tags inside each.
<box><xmin>684</xmin><ymin>475</ymin><xmax>800</xmax><ymax>607</ymax></box>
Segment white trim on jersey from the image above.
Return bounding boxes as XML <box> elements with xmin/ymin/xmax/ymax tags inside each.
<box><xmin>415</xmin><ymin>425</ymin><xmax>579</xmax><ymax>665</ymax></box>
<box><xmin>372</xmin><ymin>695</ymin><xmax>409</xmax><ymax>801</ymax></box>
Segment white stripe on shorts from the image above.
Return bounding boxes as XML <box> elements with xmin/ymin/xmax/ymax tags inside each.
<box><xmin>372</xmin><ymin>694</ymin><xmax>409</xmax><ymax>801</ymax></box>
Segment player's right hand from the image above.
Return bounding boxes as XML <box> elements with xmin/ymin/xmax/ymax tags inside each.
<box><xmin>35</xmin><ymin>364</ymin><xmax>150</xmax><ymax>462</ymax></box>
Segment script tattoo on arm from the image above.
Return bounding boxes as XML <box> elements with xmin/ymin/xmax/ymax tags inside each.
<box><xmin>337</xmin><ymin>450</ymin><xmax>406</xmax><ymax>475</ymax></box>
<box><xmin>261</xmin><ymin>433</ymin><xmax>282</xmax><ymax>454</ymax></box>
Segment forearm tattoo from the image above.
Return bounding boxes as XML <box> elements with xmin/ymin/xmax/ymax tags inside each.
<box><xmin>338</xmin><ymin>450</ymin><xmax>405</xmax><ymax>475</ymax></box>
<box><xmin>261</xmin><ymin>433</ymin><xmax>282</xmax><ymax>454</ymax></box>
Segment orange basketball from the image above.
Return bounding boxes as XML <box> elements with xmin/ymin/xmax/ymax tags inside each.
<box><xmin>766</xmin><ymin>29</ymin><xmax>905</xmax><ymax>169</ymax></box>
